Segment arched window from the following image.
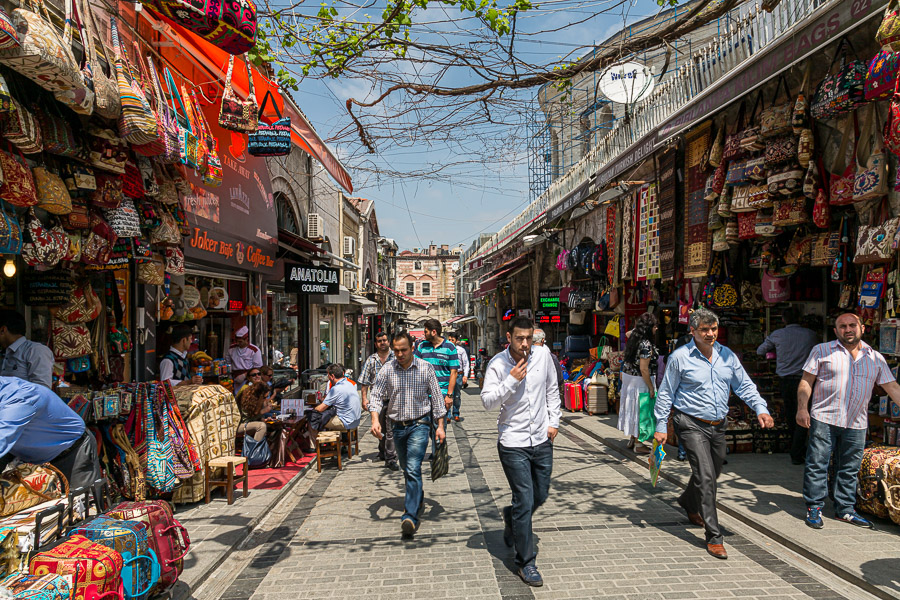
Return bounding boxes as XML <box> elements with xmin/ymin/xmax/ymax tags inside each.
<box><xmin>276</xmin><ymin>193</ymin><xmax>300</xmax><ymax>235</ymax></box>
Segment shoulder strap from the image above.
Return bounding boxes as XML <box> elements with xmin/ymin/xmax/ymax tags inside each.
<box><xmin>258</xmin><ymin>90</ymin><xmax>282</xmax><ymax>120</ymax></box>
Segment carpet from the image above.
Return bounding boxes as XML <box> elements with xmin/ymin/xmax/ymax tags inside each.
<box><xmin>235</xmin><ymin>453</ymin><xmax>317</xmax><ymax>490</ymax></box>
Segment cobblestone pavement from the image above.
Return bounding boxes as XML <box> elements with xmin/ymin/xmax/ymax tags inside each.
<box><xmin>196</xmin><ymin>389</ymin><xmax>879</xmax><ymax>600</ymax></box>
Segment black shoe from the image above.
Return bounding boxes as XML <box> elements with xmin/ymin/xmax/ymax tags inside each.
<box><xmin>401</xmin><ymin>517</ymin><xmax>416</xmax><ymax>538</ymax></box>
<box><xmin>517</xmin><ymin>565</ymin><xmax>543</xmax><ymax>587</ymax></box>
<box><xmin>377</xmin><ymin>453</ymin><xmax>386</xmax><ymax>462</ymax></box>
<box><xmin>386</xmin><ymin>461</ymin><xmax>399</xmax><ymax>471</ymax></box>
<box><xmin>502</xmin><ymin>506</ymin><xmax>513</xmax><ymax>547</ymax></box>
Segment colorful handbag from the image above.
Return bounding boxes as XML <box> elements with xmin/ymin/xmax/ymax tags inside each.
<box><xmin>164</xmin><ymin>69</ymin><xmax>199</xmax><ymax>171</ymax></box>
<box><xmin>767</xmin><ymin>165</ymin><xmax>803</xmax><ymax>197</ymax></box>
<box><xmin>0</xmin><ymin>7</ymin><xmax>19</xmax><ymax>51</ymax></box>
<box><xmin>745</xmin><ymin>156</ymin><xmax>766</xmax><ymax>181</ymax></box>
<box><xmin>2</xmin><ymin>98</ymin><xmax>41</xmax><ymax>155</ymax></box>
<box><xmin>0</xmin><ymin>0</ymin><xmax>85</xmax><ymax>97</ymax></box>
<box><xmin>137</xmin><ymin>256</ymin><xmax>164</xmax><ymax>285</ymax></box>
<box><xmin>144</xmin><ymin>385</ymin><xmax>177</xmax><ymax>493</ymax></box>
<box><xmin>0</xmin><ymin>146</ymin><xmax>38</xmax><ymax>207</ymax></box>
<box><xmin>737</xmin><ymin>210</ymin><xmax>759</xmax><ymax>240</ymax></box>
<box><xmin>122</xmin><ymin>160</ymin><xmax>145</xmax><ymax>199</ymax></box>
<box><xmin>88</xmin><ymin>128</ymin><xmax>129</xmax><ymax>174</ymax></box>
<box><xmin>81</xmin><ymin>0</ymin><xmax>118</xmax><ymax>120</ymax></box>
<box><xmin>51</xmin><ymin>318</ymin><xmax>91</xmax><ymax>359</ymax></box>
<box><xmin>189</xmin><ymin>89</ymin><xmax>222</xmax><ymax>187</ymax></box>
<box><xmin>22</xmin><ymin>210</ymin><xmax>67</xmax><ymax>267</ymax></box>
<box><xmin>35</xmin><ymin>104</ymin><xmax>78</xmax><ymax>159</ymax></box>
<box><xmin>747</xmin><ymin>183</ymin><xmax>771</xmax><ymax>209</ymax></box>
<box><xmin>53</xmin><ymin>280</ymin><xmax>100</xmax><ymax>323</ymax></box>
<box><xmin>865</xmin><ymin>49</ymin><xmax>900</xmax><ymax>102</ymax></box>
<box><xmin>219</xmin><ymin>54</ymin><xmax>258</xmax><ymax>133</ymax></box>
<box><xmin>762</xmin><ymin>270</ymin><xmax>791</xmax><ymax>303</ymax></box>
<box><xmin>130</xmin><ymin>44</ymin><xmax>165</xmax><ymax>158</ymax></box>
<box><xmin>710</xmin><ymin>159</ymin><xmax>727</xmax><ymax>196</ymax></box>
<box><xmin>760</xmin><ymin>75</ymin><xmax>793</xmax><ymax>139</ymax></box>
<box><xmin>810</xmin><ymin>231</ymin><xmax>840</xmax><ymax>267</ymax></box>
<box><xmin>813</xmin><ymin>186</ymin><xmax>830</xmax><ymax>229</ymax></box>
<box><xmin>730</xmin><ymin>185</ymin><xmax>754</xmax><ymax>213</ymax></box>
<box><xmin>877</xmin><ymin>0</ymin><xmax>900</xmax><ymax>53</ymax></box>
<box><xmin>145</xmin><ymin>57</ymin><xmax>179</xmax><ymax>164</ymax></box>
<box><xmin>797</xmin><ymin>128</ymin><xmax>813</xmax><ymax>168</ymax></box>
<box><xmin>111</xmin><ymin>18</ymin><xmax>158</xmax><ymax>146</ymax></box>
<box><xmin>104</xmin><ymin>199</ymin><xmax>141</xmax><ymax>238</ymax></box>
<box><xmin>150</xmin><ymin>211</ymin><xmax>180</xmax><ymax>246</ymax></box>
<box><xmin>854</xmin><ymin>107</ymin><xmax>888</xmax><ymax>203</ymax></box>
<box><xmin>164</xmin><ymin>247</ymin><xmax>184</xmax><ymax>275</ymax></box>
<box><xmin>810</xmin><ymin>38</ymin><xmax>867</xmax><ymax>120</ymax></box>
<box><xmin>785</xmin><ymin>230</ymin><xmax>812</xmax><ymax>266</ymax></box>
<box><xmin>91</xmin><ymin>174</ymin><xmax>125</xmax><ymax>209</ymax></box>
<box><xmin>764</xmin><ymin>134</ymin><xmax>797</xmax><ymax>167</ymax></box>
<box><xmin>0</xmin><ymin>201</ymin><xmax>22</xmax><ymax>255</ymax></box>
<box><xmin>725</xmin><ymin>158</ymin><xmax>750</xmax><ymax>187</ymax></box>
<box><xmin>708</xmin><ymin>122</ymin><xmax>724</xmax><ymax>168</ymax></box>
<box><xmin>29</xmin><ymin>534</ymin><xmax>124</xmax><ymax>600</ymax></box>
<box><xmin>33</xmin><ymin>167</ymin><xmax>73</xmax><ymax>215</ymax></box>
<box><xmin>248</xmin><ymin>91</ymin><xmax>291</xmax><ymax>157</ymax></box>
<box><xmin>772</xmin><ymin>195</ymin><xmax>809</xmax><ymax>227</ymax></box>
<box><xmin>856</xmin><ymin>203</ymin><xmax>899</xmax><ymax>265</ymax></box>
<box><xmin>2</xmin><ymin>572</ymin><xmax>73</xmax><ymax>599</ymax></box>
<box><xmin>52</xmin><ymin>0</ymin><xmax>93</xmax><ymax>115</ymax></box>
<box><xmin>829</xmin><ymin>117</ymin><xmax>856</xmax><ymax>206</ymax></box>
<box><xmin>141</xmin><ymin>0</ymin><xmax>257</xmax><ymax>55</ymax></box>
<box><xmin>0</xmin><ymin>463</ymin><xmax>66</xmax><ymax>517</ymax></box>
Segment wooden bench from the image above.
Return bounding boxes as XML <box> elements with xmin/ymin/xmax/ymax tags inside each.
<box><xmin>316</xmin><ymin>431</ymin><xmax>343</xmax><ymax>472</ymax></box>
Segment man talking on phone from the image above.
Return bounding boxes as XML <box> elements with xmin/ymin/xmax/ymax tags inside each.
<box><xmin>481</xmin><ymin>317</ymin><xmax>560</xmax><ymax>587</ymax></box>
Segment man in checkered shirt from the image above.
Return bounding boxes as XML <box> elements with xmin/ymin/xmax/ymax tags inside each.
<box><xmin>369</xmin><ymin>330</ymin><xmax>447</xmax><ymax>538</ymax></box>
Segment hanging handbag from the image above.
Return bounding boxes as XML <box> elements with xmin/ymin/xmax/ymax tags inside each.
<box><xmin>603</xmin><ymin>315</ymin><xmax>620</xmax><ymax>338</ymax></box>
<box><xmin>52</xmin><ymin>0</ymin><xmax>93</xmax><ymax>115</ymax></box>
<box><xmin>813</xmin><ymin>185</ymin><xmax>830</xmax><ymax>229</ymax></box>
<box><xmin>725</xmin><ymin>158</ymin><xmax>750</xmax><ymax>187</ymax></box>
<box><xmin>36</xmin><ymin>102</ymin><xmax>79</xmax><ymax>158</ymax></box>
<box><xmin>144</xmin><ymin>384</ymin><xmax>177</xmax><ymax>493</ymax></box>
<box><xmin>708</xmin><ymin>122</ymin><xmax>724</xmax><ymax>169</ymax></box>
<box><xmin>737</xmin><ymin>210</ymin><xmax>759</xmax><ymax>240</ymax></box>
<box><xmin>190</xmin><ymin>88</ymin><xmax>223</xmax><ymax>187</ymax></box>
<box><xmin>53</xmin><ymin>280</ymin><xmax>100</xmax><ymax>323</ymax></box>
<box><xmin>104</xmin><ymin>198</ymin><xmax>141</xmax><ymax>238</ymax></box>
<box><xmin>122</xmin><ymin>159</ymin><xmax>145</xmax><ymax>199</ymax></box>
<box><xmin>0</xmin><ymin>0</ymin><xmax>85</xmax><ymax>97</ymax></box>
<box><xmin>677</xmin><ymin>282</ymin><xmax>692</xmax><ymax>325</ymax></box>
<box><xmin>2</xmin><ymin>97</ymin><xmax>41</xmax><ymax>155</ymax></box>
<box><xmin>730</xmin><ymin>185</ymin><xmax>754</xmax><ymax>213</ymax></box>
<box><xmin>111</xmin><ymin>18</ymin><xmax>158</xmax><ymax>146</ymax></box>
<box><xmin>143</xmin><ymin>56</ymin><xmax>179</xmax><ymax>163</ymax></box>
<box><xmin>772</xmin><ymin>195</ymin><xmax>809</xmax><ymax>227</ymax></box>
<box><xmin>129</xmin><ymin>43</ymin><xmax>166</xmax><ymax>158</ymax></box>
<box><xmin>767</xmin><ymin>165</ymin><xmax>804</xmax><ymax>197</ymax></box>
<box><xmin>745</xmin><ymin>156</ymin><xmax>766</xmax><ymax>181</ymax></box>
<box><xmin>163</xmin><ymin>67</ymin><xmax>197</xmax><ymax>170</ymax></box>
<box><xmin>248</xmin><ymin>90</ymin><xmax>291</xmax><ymax>157</ymax></box>
<box><xmin>88</xmin><ymin>127</ymin><xmax>129</xmax><ymax>174</ymax></box>
<box><xmin>810</xmin><ymin>38</ymin><xmax>867</xmax><ymax>120</ymax></box>
<box><xmin>33</xmin><ymin>166</ymin><xmax>73</xmax><ymax>215</ymax></box>
<box><xmin>710</xmin><ymin>158</ymin><xmax>727</xmax><ymax>196</ymax></box>
<box><xmin>219</xmin><ymin>54</ymin><xmax>259</xmax><ymax>133</ymax></box>
<box><xmin>81</xmin><ymin>0</ymin><xmax>118</xmax><ymax>119</ymax></box>
<box><xmin>760</xmin><ymin>74</ymin><xmax>793</xmax><ymax>139</ymax></box>
<box><xmin>711</xmin><ymin>226</ymin><xmax>729</xmax><ymax>252</ymax></box>
<box><xmin>878</xmin><ymin>0</ymin><xmax>900</xmax><ymax>51</ymax></box>
<box><xmin>0</xmin><ymin>6</ymin><xmax>19</xmax><ymax>51</ymax></box>
<box><xmin>856</xmin><ymin>201</ymin><xmax>899</xmax><ymax>264</ymax></box>
<box><xmin>717</xmin><ymin>186</ymin><xmax>733</xmax><ymax>216</ymax></box>
<box><xmin>91</xmin><ymin>173</ymin><xmax>124</xmax><ymax>209</ymax></box>
<box><xmin>747</xmin><ymin>183</ymin><xmax>771</xmax><ymax>209</ymax></box>
<box><xmin>739</xmin><ymin>93</ymin><xmax>764</xmax><ymax>152</ymax></box>
<box><xmin>151</xmin><ymin>210</ymin><xmax>181</xmax><ymax>246</ymax></box>
<box><xmin>0</xmin><ymin>145</ymin><xmax>37</xmax><ymax>207</ymax></box>
<box><xmin>810</xmin><ymin>231</ymin><xmax>840</xmax><ymax>267</ymax></box>
<box><xmin>141</xmin><ymin>0</ymin><xmax>257</xmax><ymax>55</ymax></box>
<box><xmin>165</xmin><ymin>246</ymin><xmax>184</xmax><ymax>275</ymax></box>
<box><xmin>137</xmin><ymin>255</ymin><xmax>165</xmax><ymax>285</ymax></box>
<box><xmin>761</xmin><ymin>270</ymin><xmax>791</xmax><ymax>303</ymax></box>
<box><xmin>797</xmin><ymin>128</ymin><xmax>814</xmax><ymax>168</ymax></box>
<box><xmin>865</xmin><ymin>49</ymin><xmax>900</xmax><ymax>102</ymax></box>
<box><xmin>62</xmin><ymin>229</ymin><xmax>80</xmax><ymax>262</ymax></box>
<box><xmin>854</xmin><ymin>106</ymin><xmax>888</xmax><ymax>203</ymax></box>
<box><xmin>21</xmin><ymin>209</ymin><xmax>67</xmax><ymax>267</ymax></box>
<box><xmin>785</xmin><ymin>229</ymin><xmax>812</xmax><ymax>266</ymax></box>
<box><xmin>792</xmin><ymin>64</ymin><xmax>810</xmax><ymax>134</ymax></box>
<box><xmin>712</xmin><ymin>263</ymin><xmax>738</xmax><ymax>309</ymax></box>
<box><xmin>764</xmin><ymin>134</ymin><xmax>798</xmax><ymax>167</ymax></box>
<box><xmin>755</xmin><ymin>208</ymin><xmax>778</xmax><ymax>236</ymax></box>
<box><xmin>829</xmin><ymin>116</ymin><xmax>856</xmax><ymax>206</ymax></box>
<box><xmin>723</xmin><ymin>102</ymin><xmax>747</xmax><ymax>161</ymax></box>
<box><xmin>0</xmin><ymin>201</ymin><xmax>21</xmax><ymax>255</ymax></box>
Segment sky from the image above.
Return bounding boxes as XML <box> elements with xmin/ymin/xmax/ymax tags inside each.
<box><xmin>283</xmin><ymin>0</ymin><xmax>667</xmax><ymax>252</ymax></box>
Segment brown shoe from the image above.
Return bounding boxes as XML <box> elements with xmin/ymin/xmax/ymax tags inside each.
<box><xmin>687</xmin><ymin>511</ymin><xmax>704</xmax><ymax>527</ymax></box>
<box><xmin>706</xmin><ymin>544</ymin><xmax>728</xmax><ymax>559</ymax></box>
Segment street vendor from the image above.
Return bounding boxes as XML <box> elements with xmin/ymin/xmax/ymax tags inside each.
<box><xmin>225</xmin><ymin>326</ymin><xmax>263</xmax><ymax>385</ymax></box>
<box><xmin>0</xmin><ymin>310</ymin><xmax>54</xmax><ymax>388</ymax></box>
<box><xmin>159</xmin><ymin>325</ymin><xmax>204</xmax><ymax>387</ymax></box>
<box><xmin>0</xmin><ymin>377</ymin><xmax>100</xmax><ymax>490</ymax></box>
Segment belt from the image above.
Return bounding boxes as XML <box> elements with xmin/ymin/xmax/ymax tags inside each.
<box><xmin>679</xmin><ymin>411</ymin><xmax>724</xmax><ymax>427</ymax></box>
<box><xmin>55</xmin><ymin>430</ymin><xmax>89</xmax><ymax>461</ymax></box>
<box><xmin>391</xmin><ymin>414</ymin><xmax>431</xmax><ymax>428</ymax></box>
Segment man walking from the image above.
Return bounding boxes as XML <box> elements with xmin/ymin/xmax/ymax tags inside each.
<box><xmin>415</xmin><ymin>319</ymin><xmax>459</xmax><ymax>415</ymax></box>
<box><xmin>757</xmin><ymin>307</ymin><xmax>819</xmax><ymax>464</ymax></box>
<box><xmin>481</xmin><ymin>317</ymin><xmax>560</xmax><ymax>587</ymax></box>
<box><xmin>446</xmin><ymin>332</ymin><xmax>469</xmax><ymax>421</ymax></box>
<box><xmin>654</xmin><ymin>308</ymin><xmax>774</xmax><ymax>560</ymax></box>
<box><xmin>360</xmin><ymin>331</ymin><xmax>398</xmax><ymax>471</ymax></box>
<box><xmin>797</xmin><ymin>312</ymin><xmax>900</xmax><ymax>530</ymax></box>
<box><xmin>369</xmin><ymin>331</ymin><xmax>447</xmax><ymax>538</ymax></box>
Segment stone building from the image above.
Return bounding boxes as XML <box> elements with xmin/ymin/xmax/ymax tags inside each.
<box><xmin>396</xmin><ymin>245</ymin><xmax>462</xmax><ymax>325</ymax></box>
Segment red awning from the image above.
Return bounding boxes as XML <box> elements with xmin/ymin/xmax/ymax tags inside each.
<box><xmin>369</xmin><ymin>281</ymin><xmax>427</xmax><ymax>309</ymax></box>
<box><xmin>141</xmin><ymin>10</ymin><xmax>353</xmax><ymax>194</ymax></box>
<box><xmin>474</xmin><ymin>256</ymin><xmax>529</xmax><ymax>298</ymax></box>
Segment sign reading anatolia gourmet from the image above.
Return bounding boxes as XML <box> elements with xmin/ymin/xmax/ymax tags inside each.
<box><xmin>285</xmin><ymin>262</ymin><xmax>340</xmax><ymax>295</ymax></box>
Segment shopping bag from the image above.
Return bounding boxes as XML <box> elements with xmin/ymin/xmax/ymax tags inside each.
<box><xmin>430</xmin><ymin>439</ymin><xmax>449</xmax><ymax>481</ymax></box>
<box><xmin>637</xmin><ymin>392</ymin><xmax>656</xmax><ymax>443</ymax></box>
<box><xmin>649</xmin><ymin>440</ymin><xmax>666</xmax><ymax>487</ymax></box>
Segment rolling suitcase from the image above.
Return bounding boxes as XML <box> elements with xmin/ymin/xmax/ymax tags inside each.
<box><xmin>106</xmin><ymin>501</ymin><xmax>188</xmax><ymax>594</ymax></box>
<box><xmin>585</xmin><ymin>384</ymin><xmax>608</xmax><ymax>415</ymax></box>
<box><xmin>2</xmin><ymin>572</ymin><xmax>72</xmax><ymax>600</ymax></box>
<box><xmin>68</xmin><ymin>516</ymin><xmax>160</xmax><ymax>600</ymax></box>
<box><xmin>564</xmin><ymin>383</ymin><xmax>583</xmax><ymax>411</ymax></box>
<box><xmin>29</xmin><ymin>534</ymin><xmax>124</xmax><ymax>600</ymax></box>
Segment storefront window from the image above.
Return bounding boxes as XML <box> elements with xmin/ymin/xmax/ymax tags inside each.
<box><xmin>343</xmin><ymin>313</ymin><xmax>357</xmax><ymax>374</ymax></box>
<box><xmin>267</xmin><ymin>289</ymin><xmax>297</xmax><ymax>367</ymax></box>
<box><xmin>319</xmin><ymin>319</ymin><xmax>332</xmax><ymax>365</ymax></box>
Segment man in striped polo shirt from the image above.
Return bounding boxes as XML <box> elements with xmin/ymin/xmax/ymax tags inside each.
<box><xmin>415</xmin><ymin>319</ymin><xmax>459</xmax><ymax>418</ymax></box>
<box><xmin>798</xmin><ymin>312</ymin><xmax>900</xmax><ymax>530</ymax></box>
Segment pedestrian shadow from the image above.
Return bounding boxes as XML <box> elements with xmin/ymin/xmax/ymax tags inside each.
<box><xmin>859</xmin><ymin>557</ymin><xmax>900</xmax><ymax>595</ymax></box>
<box><xmin>368</xmin><ymin>496</ymin><xmax>446</xmax><ymax>522</ymax></box>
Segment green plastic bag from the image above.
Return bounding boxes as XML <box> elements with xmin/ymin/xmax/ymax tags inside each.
<box><xmin>638</xmin><ymin>391</ymin><xmax>657</xmax><ymax>443</ymax></box>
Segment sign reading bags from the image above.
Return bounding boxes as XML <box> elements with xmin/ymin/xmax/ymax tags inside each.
<box><xmin>285</xmin><ymin>262</ymin><xmax>339</xmax><ymax>295</ymax></box>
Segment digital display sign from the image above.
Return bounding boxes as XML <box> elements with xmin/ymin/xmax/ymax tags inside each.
<box><xmin>539</xmin><ymin>289</ymin><xmax>560</xmax><ymax>310</ymax></box>
<box><xmin>536</xmin><ymin>310</ymin><xmax>565</xmax><ymax>325</ymax></box>
<box><xmin>502</xmin><ymin>309</ymin><xmax>515</xmax><ymax>321</ymax></box>
<box><xmin>228</xmin><ymin>300</ymin><xmax>244</xmax><ymax>312</ymax></box>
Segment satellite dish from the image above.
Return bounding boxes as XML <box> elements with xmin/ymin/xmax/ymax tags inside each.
<box><xmin>598</xmin><ymin>62</ymin><xmax>655</xmax><ymax>104</ymax></box>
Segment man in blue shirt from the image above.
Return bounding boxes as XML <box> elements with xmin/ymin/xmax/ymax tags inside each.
<box><xmin>0</xmin><ymin>377</ymin><xmax>99</xmax><ymax>490</ymax></box>
<box><xmin>310</xmin><ymin>363</ymin><xmax>362</xmax><ymax>432</ymax></box>
<box><xmin>414</xmin><ymin>319</ymin><xmax>459</xmax><ymax>412</ymax></box>
<box><xmin>655</xmin><ymin>308</ymin><xmax>774</xmax><ymax>560</ymax></box>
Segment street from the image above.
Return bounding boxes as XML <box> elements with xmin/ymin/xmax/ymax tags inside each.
<box><xmin>192</xmin><ymin>388</ymin><xmax>878</xmax><ymax>600</ymax></box>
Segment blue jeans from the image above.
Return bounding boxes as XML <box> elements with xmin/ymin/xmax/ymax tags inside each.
<box><xmin>392</xmin><ymin>416</ymin><xmax>432</xmax><ymax>527</ymax></box>
<box><xmin>498</xmin><ymin>440</ymin><xmax>553</xmax><ymax>568</ymax></box>
<box><xmin>450</xmin><ymin>387</ymin><xmax>462</xmax><ymax>419</ymax></box>
<box><xmin>803</xmin><ymin>418</ymin><xmax>866</xmax><ymax>515</ymax></box>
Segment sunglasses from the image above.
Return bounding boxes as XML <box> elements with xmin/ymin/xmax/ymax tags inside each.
<box><xmin>249</xmin><ymin>372</ymin><xmax>261</xmax><ymax>377</ymax></box>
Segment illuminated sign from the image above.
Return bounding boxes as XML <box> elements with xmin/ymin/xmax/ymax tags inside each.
<box><xmin>539</xmin><ymin>290</ymin><xmax>560</xmax><ymax>309</ymax></box>
<box><xmin>502</xmin><ymin>309</ymin><xmax>515</xmax><ymax>321</ymax></box>
<box><xmin>228</xmin><ymin>300</ymin><xmax>244</xmax><ymax>312</ymax></box>
<box><xmin>285</xmin><ymin>262</ymin><xmax>340</xmax><ymax>295</ymax></box>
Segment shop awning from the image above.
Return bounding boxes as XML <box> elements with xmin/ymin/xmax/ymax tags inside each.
<box><xmin>474</xmin><ymin>256</ymin><xmax>530</xmax><ymax>299</ymax></box>
<box><xmin>350</xmin><ymin>294</ymin><xmax>379</xmax><ymax>314</ymax></box>
<box><xmin>369</xmin><ymin>281</ymin><xmax>428</xmax><ymax>309</ymax></box>
<box><xmin>444</xmin><ymin>314</ymin><xmax>475</xmax><ymax>326</ymax></box>
<box><xmin>278</xmin><ymin>230</ymin><xmax>323</xmax><ymax>257</ymax></box>
<box><xmin>144</xmin><ymin>11</ymin><xmax>353</xmax><ymax>193</ymax></box>
<box><xmin>452</xmin><ymin>315</ymin><xmax>477</xmax><ymax>325</ymax></box>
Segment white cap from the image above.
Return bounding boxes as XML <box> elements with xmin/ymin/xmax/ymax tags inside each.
<box><xmin>236</xmin><ymin>326</ymin><xmax>249</xmax><ymax>338</ymax></box>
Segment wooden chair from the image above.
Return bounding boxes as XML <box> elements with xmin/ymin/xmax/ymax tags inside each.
<box><xmin>344</xmin><ymin>428</ymin><xmax>359</xmax><ymax>459</ymax></box>
<box><xmin>315</xmin><ymin>431</ymin><xmax>343</xmax><ymax>472</ymax></box>
<box><xmin>205</xmin><ymin>456</ymin><xmax>248</xmax><ymax>505</ymax></box>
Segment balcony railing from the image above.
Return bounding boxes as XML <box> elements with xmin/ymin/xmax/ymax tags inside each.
<box><xmin>470</xmin><ymin>0</ymin><xmax>831</xmax><ymax>264</ymax></box>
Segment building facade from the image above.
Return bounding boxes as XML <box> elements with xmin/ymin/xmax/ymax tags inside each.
<box><xmin>397</xmin><ymin>245</ymin><xmax>462</xmax><ymax>325</ymax></box>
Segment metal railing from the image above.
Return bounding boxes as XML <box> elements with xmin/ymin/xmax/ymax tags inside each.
<box><xmin>470</xmin><ymin>0</ymin><xmax>831</xmax><ymax>265</ymax></box>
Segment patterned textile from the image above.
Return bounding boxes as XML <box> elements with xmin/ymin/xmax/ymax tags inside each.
<box><xmin>657</xmin><ymin>148</ymin><xmax>678</xmax><ymax>280</ymax></box>
<box><xmin>172</xmin><ymin>385</ymin><xmax>240</xmax><ymax>504</ymax></box>
<box><xmin>30</xmin><ymin>534</ymin><xmax>124</xmax><ymax>600</ymax></box>
<box><xmin>636</xmin><ymin>183</ymin><xmax>660</xmax><ymax>281</ymax></box>
<box><xmin>684</xmin><ymin>121</ymin><xmax>713</xmax><ymax>278</ymax></box>
<box><xmin>606</xmin><ymin>204</ymin><xmax>618</xmax><ymax>284</ymax></box>
<box><xmin>368</xmin><ymin>357</ymin><xmax>447</xmax><ymax>422</ymax></box>
<box><xmin>621</xmin><ymin>191</ymin><xmax>635</xmax><ymax>281</ymax></box>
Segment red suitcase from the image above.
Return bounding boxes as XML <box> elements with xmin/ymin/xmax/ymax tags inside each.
<box><xmin>564</xmin><ymin>383</ymin><xmax>583</xmax><ymax>411</ymax></box>
<box><xmin>29</xmin><ymin>534</ymin><xmax>124</xmax><ymax>600</ymax></box>
<box><xmin>105</xmin><ymin>501</ymin><xmax>188</xmax><ymax>594</ymax></box>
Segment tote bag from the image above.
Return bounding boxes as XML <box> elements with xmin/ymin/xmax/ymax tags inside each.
<box><xmin>111</xmin><ymin>17</ymin><xmax>158</xmax><ymax>146</ymax></box>
<box><xmin>248</xmin><ymin>91</ymin><xmax>291</xmax><ymax>157</ymax></box>
<box><xmin>219</xmin><ymin>54</ymin><xmax>258</xmax><ymax>133</ymax></box>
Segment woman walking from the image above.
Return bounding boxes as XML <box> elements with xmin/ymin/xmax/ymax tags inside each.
<box><xmin>617</xmin><ymin>312</ymin><xmax>659</xmax><ymax>454</ymax></box>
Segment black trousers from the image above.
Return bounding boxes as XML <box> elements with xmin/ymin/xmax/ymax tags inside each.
<box><xmin>50</xmin><ymin>431</ymin><xmax>101</xmax><ymax>491</ymax></box>
<box><xmin>308</xmin><ymin>406</ymin><xmax>338</xmax><ymax>432</ymax></box>
<box><xmin>674</xmin><ymin>412</ymin><xmax>727</xmax><ymax>545</ymax></box>
<box><xmin>779</xmin><ymin>376</ymin><xmax>808</xmax><ymax>463</ymax></box>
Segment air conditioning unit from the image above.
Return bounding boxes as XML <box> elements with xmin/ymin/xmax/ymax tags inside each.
<box><xmin>343</xmin><ymin>236</ymin><xmax>355</xmax><ymax>256</ymax></box>
<box><xmin>344</xmin><ymin>271</ymin><xmax>357</xmax><ymax>290</ymax></box>
<box><xmin>307</xmin><ymin>213</ymin><xmax>322</xmax><ymax>240</ymax></box>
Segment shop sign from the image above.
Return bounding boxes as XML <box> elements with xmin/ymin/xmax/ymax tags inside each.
<box><xmin>285</xmin><ymin>262</ymin><xmax>340</xmax><ymax>295</ymax></box>
<box><xmin>502</xmin><ymin>308</ymin><xmax>515</xmax><ymax>321</ymax></box>
<box><xmin>183</xmin><ymin>100</ymin><xmax>278</xmax><ymax>272</ymax></box>
<box><xmin>535</xmin><ymin>311</ymin><xmax>564</xmax><ymax>325</ymax></box>
<box><xmin>539</xmin><ymin>289</ymin><xmax>560</xmax><ymax>309</ymax></box>
<box><xmin>598</xmin><ymin>62</ymin><xmax>655</xmax><ymax>104</ymax></box>
<box><xmin>362</xmin><ymin>304</ymin><xmax>378</xmax><ymax>315</ymax></box>
<box><xmin>519</xmin><ymin>308</ymin><xmax>533</xmax><ymax>320</ymax></box>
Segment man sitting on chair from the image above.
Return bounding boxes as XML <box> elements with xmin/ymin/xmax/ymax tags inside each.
<box><xmin>309</xmin><ymin>363</ymin><xmax>362</xmax><ymax>433</ymax></box>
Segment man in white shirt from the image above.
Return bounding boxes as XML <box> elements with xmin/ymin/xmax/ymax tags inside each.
<box><xmin>447</xmin><ymin>332</ymin><xmax>470</xmax><ymax>422</ymax></box>
<box><xmin>159</xmin><ymin>325</ymin><xmax>203</xmax><ymax>387</ymax></box>
<box><xmin>481</xmin><ymin>317</ymin><xmax>560</xmax><ymax>588</ymax></box>
<box><xmin>225</xmin><ymin>326</ymin><xmax>263</xmax><ymax>385</ymax></box>
<box><xmin>0</xmin><ymin>310</ymin><xmax>54</xmax><ymax>388</ymax></box>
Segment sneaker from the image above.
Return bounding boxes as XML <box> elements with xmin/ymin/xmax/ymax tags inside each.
<box><xmin>805</xmin><ymin>507</ymin><xmax>824</xmax><ymax>529</ymax></box>
<box><xmin>517</xmin><ymin>565</ymin><xmax>543</xmax><ymax>587</ymax></box>
<box><xmin>401</xmin><ymin>517</ymin><xmax>416</xmax><ymax>537</ymax></box>
<box><xmin>835</xmin><ymin>511</ymin><xmax>875</xmax><ymax>529</ymax></box>
<box><xmin>386</xmin><ymin>461</ymin><xmax>399</xmax><ymax>471</ymax></box>
<box><xmin>677</xmin><ymin>451</ymin><xmax>687</xmax><ymax>462</ymax></box>
<box><xmin>502</xmin><ymin>506</ymin><xmax>514</xmax><ymax>547</ymax></box>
